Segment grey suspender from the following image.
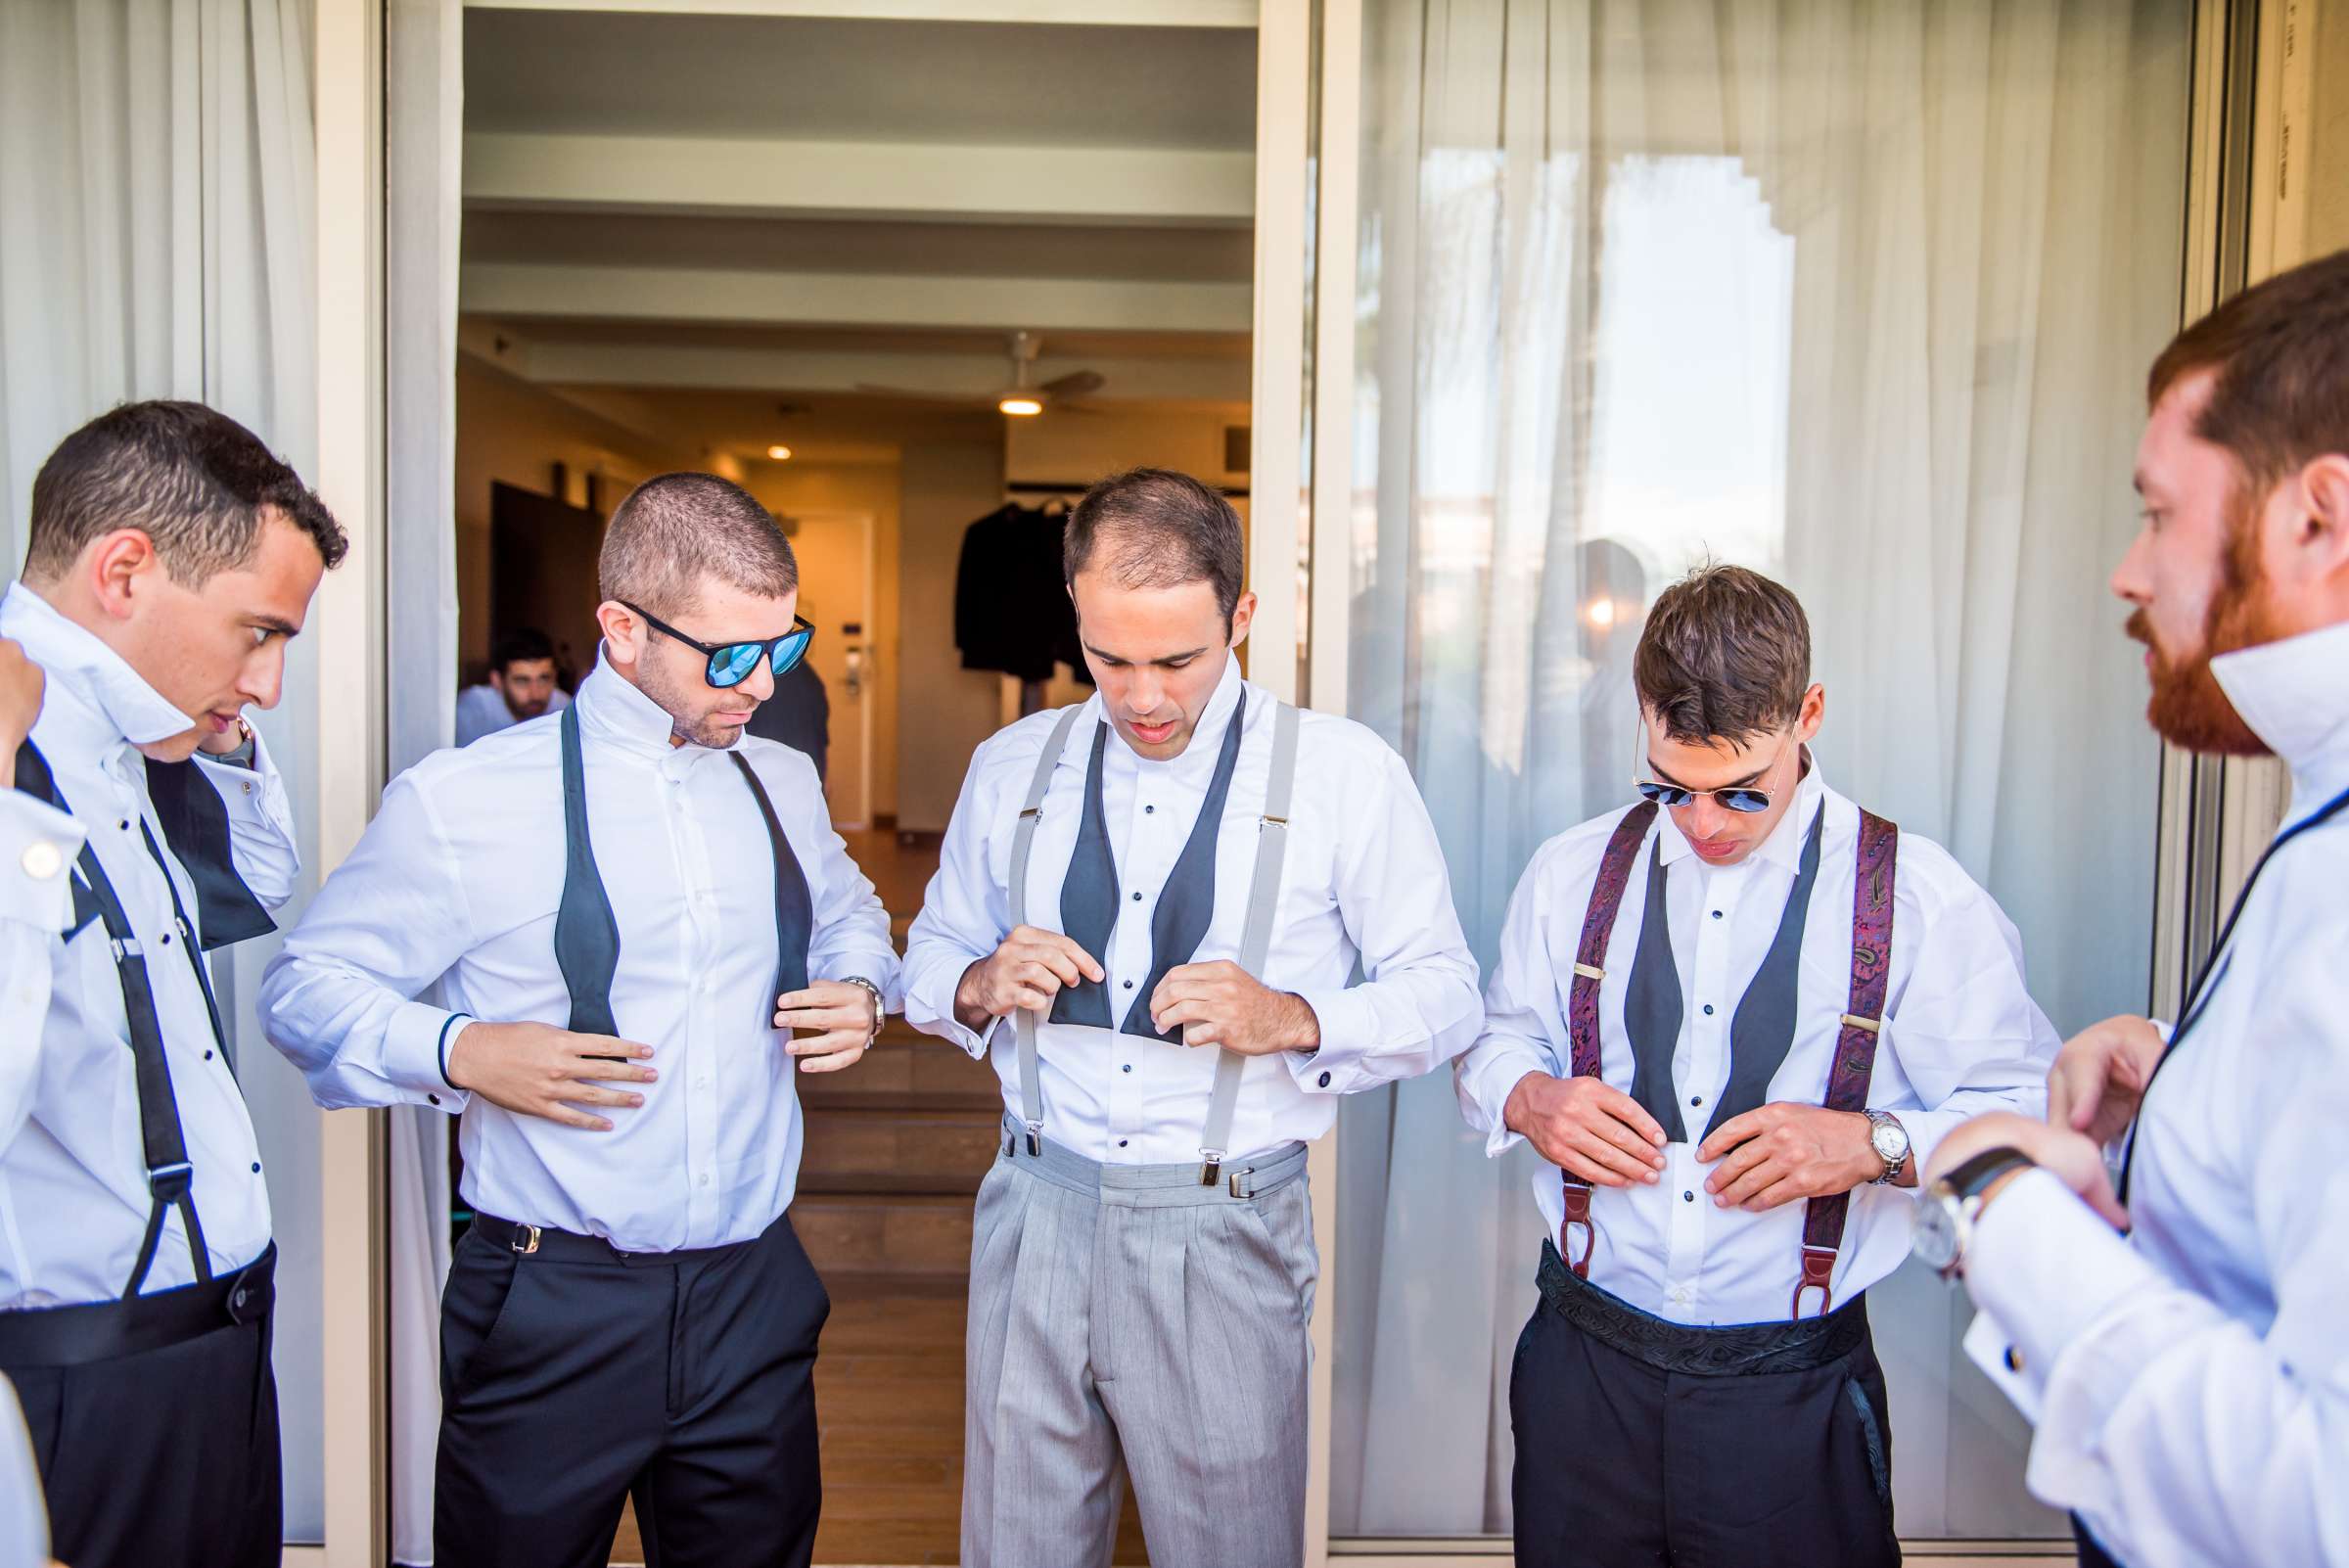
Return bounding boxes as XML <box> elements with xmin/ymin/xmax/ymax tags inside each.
<box><xmin>1005</xmin><ymin>701</ymin><xmax>1301</xmax><ymax>1183</ymax></box>
<box><xmin>1008</xmin><ymin>704</ymin><xmax>1087</xmax><ymax>1156</ymax></box>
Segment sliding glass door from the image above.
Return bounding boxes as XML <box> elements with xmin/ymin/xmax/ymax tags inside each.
<box><xmin>1315</xmin><ymin>0</ymin><xmax>2193</xmax><ymax>1545</ymax></box>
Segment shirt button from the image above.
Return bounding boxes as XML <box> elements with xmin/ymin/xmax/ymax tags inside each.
<box><xmin>427</xmin><ymin>1093</ymin><xmax>439</xmax><ymax>1106</ymax></box>
<box><xmin>1702</xmin><ymin>1004</ymin><xmax>1716</xmax><ymax>1016</ymax></box>
<box><xmin>118</xmin><ymin>819</ymin><xmax>129</xmax><ymax>831</ymax></box>
<box><xmin>1711</xmin><ymin>909</ymin><xmax>1723</xmax><ymax>919</ymax></box>
<box><xmin>252</xmin><ymin>1162</ymin><xmax>262</xmax><ymax>1174</ymax></box>
<box><xmin>1130</xmin><ymin>891</ymin><xmax>1142</xmax><ymax>901</ymax></box>
<box><xmin>1123</xmin><ymin>980</ymin><xmax>1134</xmax><ymax>991</ymax></box>
<box><xmin>205</xmin><ymin>1050</ymin><xmax>214</xmax><ymax>1061</ymax></box>
<box><xmin>2004</xmin><ymin>1346</ymin><xmax>2025</xmax><ymax>1374</ymax></box>
<box><xmin>1119</xmin><ymin>1139</ymin><xmax>1129</xmax><ymax>1148</ymax></box>
<box><xmin>161</xmin><ymin>932</ymin><xmax>171</xmax><ymax>945</ymax></box>
<box><xmin>1318</xmin><ymin>1071</ymin><xmax>1332</xmax><ymax>1087</ymax></box>
<box><xmin>1683</xmin><ymin>1190</ymin><xmax>1695</xmax><ymax>1202</ymax></box>
<box><xmin>242</xmin><ymin>781</ymin><xmax>253</xmax><ymax>795</ymax></box>
<box><xmin>699</xmin><ymin>1173</ymin><xmax>712</xmax><ymax>1187</ymax></box>
<box><xmin>1122</xmin><ymin>1064</ymin><xmax>1132</xmax><ymax>1074</ymax></box>
<box><xmin>1145</xmin><ymin>805</ymin><xmax>1155</xmax><ymax>814</ymax></box>
<box><xmin>20</xmin><ymin>841</ymin><xmax>64</xmax><ymax>880</ymax></box>
<box><xmin>1690</xmin><ymin>1095</ymin><xmax>1703</xmax><ymax>1107</ymax></box>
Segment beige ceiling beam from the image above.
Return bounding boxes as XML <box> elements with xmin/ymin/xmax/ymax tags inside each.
<box><xmin>464</xmin><ymin>132</ymin><xmax>1254</xmax><ymax>227</ymax></box>
<box><xmin>462</xmin><ymin>0</ymin><xmax>1256</xmax><ymax>24</ymax></box>
<box><xmin>461</xmin><ymin>261</ymin><xmax>1252</xmax><ymax>334</ymax></box>
<box><xmin>486</xmin><ymin>339</ymin><xmax>1253</xmax><ymax>402</ymax></box>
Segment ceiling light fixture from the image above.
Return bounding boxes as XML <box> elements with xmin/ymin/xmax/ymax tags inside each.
<box><xmin>766</xmin><ymin>444</ymin><xmax>793</xmax><ymax>461</ymax></box>
<box><xmin>998</xmin><ymin>396</ymin><xmax>1044</xmax><ymax>418</ymax></box>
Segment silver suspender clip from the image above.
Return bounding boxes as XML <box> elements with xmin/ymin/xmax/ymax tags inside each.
<box><xmin>111</xmin><ymin>935</ymin><xmax>143</xmax><ymax>962</ymax></box>
<box><xmin>1023</xmin><ymin>1120</ymin><xmax>1043</xmax><ymax>1158</ymax></box>
<box><xmin>1199</xmin><ymin>1150</ymin><xmax>1224</xmax><ymax>1188</ymax></box>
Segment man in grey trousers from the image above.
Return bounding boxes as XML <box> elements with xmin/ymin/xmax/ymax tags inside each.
<box><xmin>902</xmin><ymin>468</ymin><xmax>1484</xmax><ymax>1568</ymax></box>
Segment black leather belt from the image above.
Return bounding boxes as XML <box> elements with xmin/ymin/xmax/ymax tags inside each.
<box><xmin>0</xmin><ymin>1243</ymin><xmax>275</xmax><ymax>1369</ymax></box>
<box><xmin>1535</xmin><ymin>1239</ymin><xmax>1867</xmax><ymax>1376</ymax></box>
<box><xmin>469</xmin><ymin>1213</ymin><xmax>756</xmax><ymax>1268</ymax></box>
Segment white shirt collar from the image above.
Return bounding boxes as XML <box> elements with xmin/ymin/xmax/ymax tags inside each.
<box><xmin>2210</xmin><ymin>618</ymin><xmax>2349</xmax><ymax>818</ymax></box>
<box><xmin>1</xmin><ymin>580</ymin><xmax>196</xmax><ymax>762</ymax></box>
<box><xmin>573</xmin><ymin>645</ymin><xmax>705</xmax><ymax>761</ymax></box>
<box><xmin>1655</xmin><ymin>746</ymin><xmax>1828</xmax><ymax>873</ymax></box>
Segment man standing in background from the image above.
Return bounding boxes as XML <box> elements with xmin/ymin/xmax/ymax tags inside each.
<box><xmin>455</xmin><ymin>625</ymin><xmax>570</xmax><ymax>745</ymax></box>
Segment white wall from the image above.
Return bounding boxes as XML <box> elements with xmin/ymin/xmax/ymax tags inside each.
<box><xmin>898</xmin><ymin>440</ymin><xmax>1007</xmax><ymax>833</ymax></box>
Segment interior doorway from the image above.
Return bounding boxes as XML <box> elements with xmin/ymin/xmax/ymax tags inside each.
<box><xmin>781</xmin><ymin>509</ymin><xmax>877</xmax><ymax>830</ymax></box>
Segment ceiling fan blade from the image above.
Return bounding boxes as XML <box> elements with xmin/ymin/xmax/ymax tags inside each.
<box><xmin>1037</xmin><ymin>369</ymin><xmax>1106</xmax><ymax>398</ymax></box>
<box><xmin>852</xmin><ymin>383</ymin><xmax>988</xmax><ymax>406</ymax></box>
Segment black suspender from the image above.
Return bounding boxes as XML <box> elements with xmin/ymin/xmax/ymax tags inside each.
<box><xmin>13</xmin><ymin>739</ymin><xmax>220</xmax><ymax>1295</ymax></box>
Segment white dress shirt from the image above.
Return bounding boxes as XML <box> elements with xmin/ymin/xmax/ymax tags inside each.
<box><xmin>260</xmin><ymin>652</ymin><xmax>901</xmax><ymax>1254</ymax></box>
<box><xmin>901</xmin><ymin>656</ymin><xmax>1484</xmax><ymax>1164</ymax></box>
<box><xmin>1456</xmin><ymin>760</ymin><xmax>2058</xmax><ymax>1324</ymax></box>
<box><xmin>1</xmin><ymin>582</ymin><xmax>297</xmax><ymax>1307</ymax></box>
<box><xmin>1961</xmin><ymin>618</ymin><xmax>2349</xmax><ymax>1568</ymax></box>
<box><xmin>455</xmin><ymin>680</ymin><xmax>569</xmax><ymax>747</ymax></box>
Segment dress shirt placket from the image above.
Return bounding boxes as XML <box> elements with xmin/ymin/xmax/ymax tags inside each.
<box><xmin>668</xmin><ymin>752</ymin><xmax>723</xmax><ymax>1243</ymax></box>
<box><xmin>1105</xmin><ymin>757</ymin><xmax>1175</xmax><ymax>1140</ymax></box>
<box><xmin>1662</xmin><ymin>858</ymin><xmax>1748</xmax><ymax>1312</ymax></box>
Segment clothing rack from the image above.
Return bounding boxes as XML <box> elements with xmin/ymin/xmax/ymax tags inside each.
<box><xmin>1007</xmin><ymin>479</ymin><xmax>1253</xmax><ymax>499</ymax></box>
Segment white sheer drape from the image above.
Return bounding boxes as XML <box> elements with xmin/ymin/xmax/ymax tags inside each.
<box><xmin>0</xmin><ymin>0</ymin><xmax>329</xmax><ymax>1541</ymax></box>
<box><xmin>1333</xmin><ymin>0</ymin><xmax>2188</xmax><ymax>1540</ymax></box>
<box><xmin>385</xmin><ymin>1</ymin><xmax>463</xmax><ymax>1560</ymax></box>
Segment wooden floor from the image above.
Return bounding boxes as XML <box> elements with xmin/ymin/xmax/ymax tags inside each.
<box><xmin>611</xmin><ymin>827</ymin><xmax>1148</xmax><ymax>1567</ymax></box>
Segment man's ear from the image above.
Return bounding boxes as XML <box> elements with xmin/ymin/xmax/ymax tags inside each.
<box><xmin>2292</xmin><ymin>453</ymin><xmax>2349</xmax><ymax>582</ymax></box>
<box><xmin>1794</xmin><ymin>683</ymin><xmax>1827</xmax><ymax>744</ymax></box>
<box><xmin>86</xmin><ymin>530</ymin><xmax>163</xmax><ymax>621</ymax></box>
<box><xmin>595</xmin><ymin>600</ymin><xmax>646</xmax><ymax>665</ymax></box>
<box><xmin>1227</xmin><ymin>589</ymin><xmax>1259</xmax><ymax>650</ymax></box>
<box><xmin>487</xmin><ymin>669</ymin><xmax>506</xmax><ymax>694</ymax></box>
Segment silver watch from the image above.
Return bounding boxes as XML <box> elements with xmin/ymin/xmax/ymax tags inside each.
<box><xmin>1864</xmin><ymin>1109</ymin><xmax>1911</xmax><ymax>1185</ymax></box>
<box><xmin>839</xmin><ymin>976</ymin><xmax>885</xmax><ymax>1045</ymax></box>
<box><xmin>1912</xmin><ymin>1146</ymin><xmax>2037</xmax><ymax>1277</ymax></box>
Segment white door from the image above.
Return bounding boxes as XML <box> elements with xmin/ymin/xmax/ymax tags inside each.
<box><xmin>783</xmin><ymin>509</ymin><xmax>876</xmax><ymax>829</ymax></box>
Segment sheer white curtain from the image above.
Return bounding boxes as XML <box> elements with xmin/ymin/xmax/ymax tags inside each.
<box><xmin>0</xmin><ymin>0</ymin><xmax>330</xmax><ymax>1540</ymax></box>
<box><xmin>1333</xmin><ymin>0</ymin><xmax>2188</xmax><ymax>1539</ymax></box>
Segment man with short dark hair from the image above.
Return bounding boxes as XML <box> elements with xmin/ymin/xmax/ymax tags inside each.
<box><xmin>455</xmin><ymin>626</ymin><xmax>570</xmax><ymax>746</ymax></box>
<box><xmin>262</xmin><ymin>471</ymin><xmax>898</xmax><ymax>1568</ymax></box>
<box><xmin>904</xmin><ymin>467</ymin><xmax>1483</xmax><ymax>1568</ymax></box>
<box><xmin>1454</xmin><ymin>563</ymin><xmax>2058</xmax><ymax>1568</ymax></box>
<box><xmin>1917</xmin><ymin>250</ymin><xmax>2349</xmax><ymax>1568</ymax></box>
<box><xmin>0</xmin><ymin>398</ymin><xmax>345</xmax><ymax>1568</ymax></box>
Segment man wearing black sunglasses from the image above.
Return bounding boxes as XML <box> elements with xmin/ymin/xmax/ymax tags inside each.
<box><xmin>1454</xmin><ymin>564</ymin><xmax>2058</xmax><ymax>1568</ymax></box>
<box><xmin>260</xmin><ymin>472</ymin><xmax>898</xmax><ymax>1568</ymax></box>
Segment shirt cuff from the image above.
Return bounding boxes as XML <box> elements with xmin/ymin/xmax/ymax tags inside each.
<box><xmin>0</xmin><ymin>791</ymin><xmax>84</xmax><ymax>936</ymax></box>
<box><xmin>1454</xmin><ymin>1040</ymin><xmax>1548</xmax><ymax>1157</ymax></box>
<box><xmin>387</xmin><ymin>1001</ymin><xmax>475</xmax><ymax>1111</ymax></box>
<box><xmin>901</xmin><ymin>949</ymin><xmax>992</xmax><ymax>1058</ymax></box>
<box><xmin>1284</xmin><ymin>985</ymin><xmax>1377</xmax><ymax>1093</ymax></box>
<box><xmin>1961</xmin><ymin>1168</ymin><xmax>2155</xmax><ymax>1407</ymax></box>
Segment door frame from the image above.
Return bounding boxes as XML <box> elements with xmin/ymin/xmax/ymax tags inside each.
<box><xmin>783</xmin><ymin>506</ymin><xmax>880</xmax><ymax>830</ymax></box>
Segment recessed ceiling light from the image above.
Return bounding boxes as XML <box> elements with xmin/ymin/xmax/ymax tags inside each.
<box><xmin>766</xmin><ymin>444</ymin><xmax>793</xmax><ymax>461</ymax></box>
<box><xmin>998</xmin><ymin>396</ymin><xmax>1044</xmax><ymax>418</ymax></box>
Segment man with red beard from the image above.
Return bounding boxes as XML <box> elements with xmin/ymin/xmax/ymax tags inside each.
<box><xmin>1916</xmin><ymin>250</ymin><xmax>2349</xmax><ymax>1568</ymax></box>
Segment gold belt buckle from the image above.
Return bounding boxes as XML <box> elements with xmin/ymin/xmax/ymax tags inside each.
<box><xmin>510</xmin><ymin>1223</ymin><xmax>541</xmax><ymax>1256</ymax></box>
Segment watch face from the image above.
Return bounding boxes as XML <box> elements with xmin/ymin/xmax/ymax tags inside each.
<box><xmin>1872</xmin><ymin>1121</ymin><xmax>1910</xmax><ymax>1161</ymax></box>
<box><xmin>1913</xmin><ymin>1199</ymin><xmax>1960</xmax><ymax>1271</ymax></box>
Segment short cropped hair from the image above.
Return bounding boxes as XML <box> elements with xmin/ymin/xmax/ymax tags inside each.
<box><xmin>597</xmin><ymin>472</ymin><xmax>798</xmax><ymax>618</ymax></box>
<box><xmin>1633</xmin><ymin>564</ymin><xmax>1812</xmax><ymax>745</ymax></box>
<box><xmin>2148</xmin><ymin>247</ymin><xmax>2349</xmax><ymax>494</ymax></box>
<box><xmin>23</xmin><ymin>400</ymin><xmax>346</xmax><ymax>584</ymax></box>
<box><xmin>1063</xmin><ymin>468</ymin><xmax>1244</xmax><ymax>624</ymax></box>
<box><xmin>491</xmin><ymin>627</ymin><xmax>557</xmax><ymax>674</ymax></box>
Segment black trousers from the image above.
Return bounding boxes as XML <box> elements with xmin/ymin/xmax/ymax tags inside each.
<box><xmin>435</xmin><ymin>1210</ymin><xmax>831</xmax><ymax>1568</ymax></box>
<box><xmin>8</xmin><ymin>1305</ymin><xmax>280</xmax><ymax>1568</ymax></box>
<box><xmin>1511</xmin><ymin>1243</ymin><xmax>1900</xmax><ymax>1568</ymax></box>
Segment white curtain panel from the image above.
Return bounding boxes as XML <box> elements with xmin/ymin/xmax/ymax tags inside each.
<box><xmin>384</xmin><ymin>0</ymin><xmax>463</xmax><ymax>1561</ymax></box>
<box><xmin>0</xmin><ymin>0</ymin><xmax>332</xmax><ymax>1541</ymax></box>
<box><xmin>1334</xmin><ymin>0</ymin><xmax>2188</xmax><ymax>1540</ymax></box>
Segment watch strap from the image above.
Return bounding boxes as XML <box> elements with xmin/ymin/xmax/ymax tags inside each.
<box><xmin>1940</xmin><ymin>1145</ymin><xmax>2035</xmax><ymax>1203</ymax></box>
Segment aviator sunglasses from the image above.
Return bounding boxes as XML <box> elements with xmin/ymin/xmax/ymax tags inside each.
<box><xmin>622</xmin><ymin>601</ymin><xmax>815</xmax><ymax>689</ymax></box>
<box><xmin>1633</xmin><ymin>735</ymin><xmax>1798</xmax><ymax>814</ymax></box>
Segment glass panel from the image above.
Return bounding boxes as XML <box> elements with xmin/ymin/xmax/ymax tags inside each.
<box><xmin>1331</xmin><ymin>0</ymin><xmax>2189</xmax><ymax>1541</ymax></box>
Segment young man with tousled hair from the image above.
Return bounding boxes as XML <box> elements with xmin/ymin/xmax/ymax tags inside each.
<box><xmin>1455</xmin><ymin>563</ymin><xmax>2058</xmax><ymax>1568</ymax></box>
<box><xmin>1919</xmin><ymin>248</ymin><xmax>2349</xmax><ymax>1568</ymax></box>
<box><xmin>904</xmin><ymin>467</ymin><xmax>1483</xmax><ymax>1568</ymax></box>
<box><xmin>0</xmin><ymin>399</ymin><xmax>345</xmax><ymax>1568</ymax></box>
<box><xmin>262</xmin><ymin>471</ymin><xmax>899</xmax><ymax>1568</ymax></box>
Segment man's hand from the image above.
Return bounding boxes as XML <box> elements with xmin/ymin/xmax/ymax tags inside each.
<box><xmin>2047</xmin><ymin>1014</ymin><xmax>2166</xmax><ymax>1147</ymax></box>
<box><xmin>953</xmin><ymin>926</ymin><xmax>1105</xmax><ymax>1032</ymax></box>
<box><xmin>1698</xmin><ymin>1102</ymin><xmax>1881</xmax><ymax>1211</ymax></box>
<box><xmin>444</xmin><ymin>1021</ymin><xmax>657</xmax><ymax>1130</ymax></box>
<box><xmin>1921</xmin><ymin>1110</ymin><xmax>2129</xmax><ymax>1230</ymax></box>
<box><xmin>195</xmin><ymin>712</ymin><xmax>253</xmax><ymax>758</ymax></box>
<box><xmin>0</xmin><ymin>636</ymin><xmax>43</xmax><ymax>789</ymax></box>
<box><xmin>1148</xmin><ymin>960</ymin><xmax>1319</xmax><ymax>1056</ymax></box>
<box><xmin>1502</xmin><ymin>1072</ymin><xmax>1668</xmax><ymax>1187</ymax></box>
<box><xmin>775</xmin><ymin>981</ymin><xmax>879</xmax><ymax>1075</ymax></box>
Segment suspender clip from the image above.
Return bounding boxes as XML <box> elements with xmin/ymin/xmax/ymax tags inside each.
<box><xmin>111</xmin><ymin>936</ymin><xmax>144</xmax><ymax>962</ymax></box>
<box><xmin>146</xmin><ymin>1161</ymin><xmax>194</xmax><ymax>1200</ymax></box>
<box><xmin>1023</xmin><ymin>1121</ymin><xmax>1043</xmax><ymax>1158</ymax></box>
<box><xmin>1198</xmin><ymin>1150</ymin><xmax>1224</xmax><ymax>1187</ymax></box>
<box><xmin>1792</xmin><ymin>1244</ymin><xmax>1837</xmax><ymax>1318</ymax></box>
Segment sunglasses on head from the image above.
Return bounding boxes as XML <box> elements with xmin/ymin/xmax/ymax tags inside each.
<box><xmin>622</xmin><ymin>601</ymin><xmax>814</xmax><ymax>689</ymax></box>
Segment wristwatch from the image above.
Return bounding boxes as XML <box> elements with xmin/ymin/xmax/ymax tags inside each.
<box><xmin>839</xmin><ymin>976</ymin><xmax>885</xmax><ymax>1046</ymax></box>
<box><xmin>1863</xmin><ymin>1109</ymin><xmax>1911</xmax><ymax>1184</ymax></box>
<box><xmin>1912</xmin><ymin>1145</ymin><xmax>2037</xmax><ymax>1278</ymax></box>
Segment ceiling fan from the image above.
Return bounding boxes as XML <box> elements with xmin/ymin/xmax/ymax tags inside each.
<box><xmin>855</xmin><ymin>330</ymin><xmax>1105</xmax><ymax>417</ymax></box>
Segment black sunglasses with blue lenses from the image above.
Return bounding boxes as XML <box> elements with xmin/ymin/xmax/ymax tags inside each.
<box><xmin>623</xmin><ymin>601</ymin><xmax>815</xmax><ymax>689</ymax></box>
<box><xmin>1634</xmin><ymin>779</ymin><xmax>1775</xmax><ymax>813</ymax></box>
